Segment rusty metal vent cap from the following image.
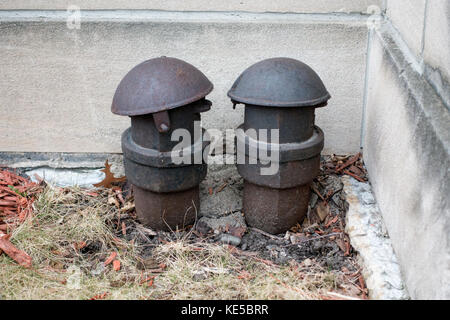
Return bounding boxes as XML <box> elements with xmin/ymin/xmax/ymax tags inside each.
<box><xmin>112</xmin><ymin>57</ymin><xmax>213</xmax><ymax>116</ymax></box>
<box><xmin>228</xmin><ymin>57</ymin><xmax>330</xmax><ymax>107</ymax></box>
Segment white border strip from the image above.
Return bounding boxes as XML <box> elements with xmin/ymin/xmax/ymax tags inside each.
<box><xmin>343</xmin><ymin>176</ymin><xmax>409</xmax><ymax>300</ymax></box>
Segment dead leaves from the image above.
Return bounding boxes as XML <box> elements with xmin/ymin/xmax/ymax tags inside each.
<box><xmin>315</xmin><ymin>202</ymin><xmax>330</xmax><ymax>222</ymax></box>
<box><xmin>228</xmin><ymin>225</ymin><xmax>247</xmax><ymax>238</ymax></box>
<box><xmin>321</xmin><ymin>153</ymin><xmax>368</xmax><ymax>182</ymax></box>
<box><xmin>335</xmin><ymin>153</ymin><xmax>361</xmax><ymax>173</ymax></box>
<box><xmin>93</xmin><ymin>160</ymin><xmax>126</xmax><ymax>189</ymax></box>
<box><xmin>140</xmin><ymin>275</ymin><xmax>155</xmax><ymax>287</ymax></box>
<box><xmin>89</xmin><ymin>292</ymin><xmax>109</xmax><ymax>300</ymax></box>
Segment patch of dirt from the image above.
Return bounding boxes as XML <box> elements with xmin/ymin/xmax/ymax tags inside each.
<box><xmin>112</xmin><ymin>154</ymin><xmax>366</xmax><ymax>277</ymax></box>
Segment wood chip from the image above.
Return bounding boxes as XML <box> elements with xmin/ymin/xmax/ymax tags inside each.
<box><xmin>325</xmin><ymin>216</ymin><xmax>339</xmax><ymax>228</ymax></box>
<box><xmin>216</xmin><ymin>183</ymin><xmax>228</xmax><ymax>193</ymax></box>
<box><xmin>0</xmin><ymin>237</ymin><xmax>32</xmax><ymax>268</ymax></box>
<box><xmin>113</xmin><ymin>259</ymin><xmax>121</xmax><ymax>271</ymax></box>
<box><xmin>93</xmin><ymin>160</ymin><xmax>126</xmax><ymax>189</ymax></box>
<box><xmin>336</xmin><ymin>153</ymin><xmax>361</xmax><ymax>172</ymax></box>
<box><xmin>343</xmin><ymin>170</ymin><xmax>366</xmax><ymax>182</ymax></box>
<box><xmin>73</xmin><ymin>241</ymin><xmax>87</xmax><ymax>250</ymax></box>
<box><xmin>104</xmin><ymin>252</ymin><xmax>117</xmax><ymax>266</ymax></box>
<box><xmin>89</xmin><ymin>292</ymin><xmax>109</xmax><ymax>300</ymax></box>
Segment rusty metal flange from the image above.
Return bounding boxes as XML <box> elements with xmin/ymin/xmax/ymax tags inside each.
<box><xmin>236</xmin><ymin>155</ymin><xmax>320</xmax><ymax>189</ymax></box>
<box><xmin>235</xmin><ymin>124</ymin><xmax>324</xmax><ymax>163</ymax></box>
<box><xmin>124</xmin><ymin>158</ymin><xmax>207</xmax><ymax>193</ymax></box>
<box><xmin>121</xmin><ymin>127</ymin><xmax>206</xmax><ymax>168</ymax></box>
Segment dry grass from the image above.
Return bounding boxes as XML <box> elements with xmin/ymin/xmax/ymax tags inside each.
<box><xmin>148</xmin><ymin>241</ymin><xmax>340</xmax><ymax>300</ymax></box>
<box><xmin>0</xmin><ymin>186</ymin><xmax>354</xmax><ymax>300</ymax></box>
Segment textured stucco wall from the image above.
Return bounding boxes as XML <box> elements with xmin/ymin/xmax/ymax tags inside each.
<box><xmin>0</xmin><ymin>12</ymin><xmax>368</xmax><ymax>154</ymax></box>
<box><xmin>386</xmin><ymin>0</ymin><xmax>427</xmax><ymax>58</ymax></box>
<box><xmin>423</xmin><ymin>0</ymin><xmax>450</xmax><ymax>109</ymax></box>
<box><xmin>366</xmin><ymin>1</ymin><xmax>450</xmax><ymax>298</ymax></box>
<box><xmin>386</xmin><ymin>0</ymin><xmax>450</xmax><ymax>108</ymax></box>
<box><xmin>363</xmin><ymin>23</ymin><xmax>450</xmax><ymax>299</ymax></box>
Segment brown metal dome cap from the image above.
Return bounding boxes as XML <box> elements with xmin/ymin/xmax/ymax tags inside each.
<box><xmin>112</xmin><ymin>57</ymin><xmax>213</xmax><ymax>116</ymax></box>
<box><xmin>228</xmin><ymin>57</ymin><xmax>330</xmax><ymax>107</ymax></box>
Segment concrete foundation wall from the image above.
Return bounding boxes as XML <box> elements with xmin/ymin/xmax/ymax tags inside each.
<box><xmin>0</xmin><ymin>1</ymin><xmax>383</xmax><ymax>13</ymax></box>
<box><xmin>386</xmin><ymin>0</ymin><xmax>450</xmax><ymax>109</ymax></box>
<box><xmin>423</xmin><ymin>0</ymin><xmax>450</xmax><ymax>109</ymax></box>
<box><xmin>386</xmin><ymin>0</ymin><xmax>427</xmax><ymax>58</ymax></box>
<box><xmin>363</xmin><ymin>22</ymin><xmax>450</xmax><ymax>299</ymax></box>
<box><xmin>363</xmin><ymin>0</ymin><xmax>450</xmax><ymax>299</ymax></box>
<box><xmin>0</xmin><ymin>11</ymin><xmax>368</xmax><ymax>154</ymax></box>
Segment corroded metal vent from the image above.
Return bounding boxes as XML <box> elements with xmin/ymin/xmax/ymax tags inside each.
<box><xmin>112</xmin><ymin>57</ymin><xmax>213</xmax><ymax>230</ymax></box>
<box><xmin>229</xmin><ymin>57</ymin><xmax>330</xmax><ymax>234</ymax></box>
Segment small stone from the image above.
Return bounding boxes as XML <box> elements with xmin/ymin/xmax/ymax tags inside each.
<box><xmin>361</xmin><ymin>192</ymin><xmax>375</xmax><ymax>205</ymax></box>
<box><xmin>219</xmin><ymin>234</ymin><xmax>241</xmax><ymax>246</ymax></box>
<box><xmin>91</xmin><ymin>263</ymin><xmax>105</xmax><ymax>276</ymax></box>
<box><xmin>313</xmin><ymin>240</ymin><xmax>324</xmax><ymax>252</ymax></box>
<box><xmin>303</xmin><ymin>258</ymin><xmax>313</xmax><ymax>267</ymax></box>
<box><xmin>332</xmin><ymin>193</ymin><xmax>342</xmax><ymax>207</ymax></box>
<box><xmin>196</xmin><ymin>212</ymin><xmax>247</xmax><ymax>235</ymax></box>
<box><xmin>192</xmin><ymin>271</ymin><xmax>207</xmax><ymax>281</ymax></box>
<box><xmin>310</xmin><ymin>193</ymin><xmax>319</xmax><ymax>208</ymax></box>
<box><xmin>195</xmin><ymin>219</ymin><xmax>212</xmax><ymax>235</ymax></box>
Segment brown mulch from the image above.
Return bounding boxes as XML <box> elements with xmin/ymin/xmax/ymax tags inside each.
<box><xmin>0</xmin><ymin>168</ymin><xmax>43</xmax><ymax>268</ymax></box>
<box><xmin>321</xmin><ymin>152</ymin><xmax>367</xmax><ymax>182</ymax></box>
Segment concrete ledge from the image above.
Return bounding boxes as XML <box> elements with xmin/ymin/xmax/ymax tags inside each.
<box><xmin>363</xmin><ymin>21</ymin><xmax>450</xmax><ymax>299</ymax></box>
<box><xmin>0</xmin><ymin>1</ymin><xmax>382</xmax><ymax>14</ymax></box>
<box><xmin>0</xmin><ymin>10</ymin><xmax>369</xmax><ymax>24</ymax></box>
<box><xmin>0</xmin><ymin>152</ymin><xmax>124</xmax><ymax>187</ymax></box>
<box><xmin>343</xmin><ymin>176</ymin><xmax>409</xmax><ymax>300</ymax></box>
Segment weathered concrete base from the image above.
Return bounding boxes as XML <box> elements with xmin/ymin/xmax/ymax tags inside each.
<box><xmin>199</xmin><ymin>162</ymin><xmax>243</xmax><ymax>219</ymax></box>
<box><xmin>0</xmin><ymin>152</ymin><xmax>124</xmax><ymax>187</ymax></box>
<box><xmin>343</xmin><ymin>176</ymin><xmax>409</xmax><ymax>300</ymax></box>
